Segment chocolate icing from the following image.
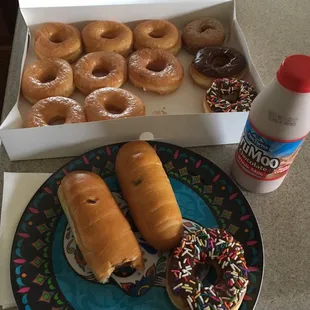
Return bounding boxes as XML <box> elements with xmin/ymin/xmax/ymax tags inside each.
<box><xmin>206</xmin><ymin>78</ymin><xmax>257</xmax><ymax>112</ymax></box>
<box><xmin>167</xmin><ymin>228</ymin><xmax>249</xmax><ymax>310</ymax></box>
<box><xmin>193</xmin><ymin>46</ymin><xmax>246</xmax><ymax>78</ymax></box>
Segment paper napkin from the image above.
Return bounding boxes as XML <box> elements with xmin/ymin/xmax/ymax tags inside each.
<box><xmin>0</xmin><ymin>173</ymin><xmax>51</xmax><ymax>309</ymax></box>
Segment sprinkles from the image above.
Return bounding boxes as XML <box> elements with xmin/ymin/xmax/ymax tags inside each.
<box><xmin>168</xmin><ymin>228</ymin><xmax>249</xmax><ymax>310</ymax></box>
<box><xmin>205</xmin><ymin>78</ymin><xmax>257</xmax><ymax>112</ymax></box>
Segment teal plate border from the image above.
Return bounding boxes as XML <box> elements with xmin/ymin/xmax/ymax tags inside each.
<box><xmin>10</xmin><ymin>141</ymin><xmax>263</xmax><ymax>310</ymax></box>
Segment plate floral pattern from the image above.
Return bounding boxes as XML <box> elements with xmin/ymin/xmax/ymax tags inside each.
<box><xmin>11</xmin><ymin>142</ymin><xmax>263</xmax><ymax>310</ymax></box>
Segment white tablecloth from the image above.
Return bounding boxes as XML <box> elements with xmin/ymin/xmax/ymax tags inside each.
<box><xmin>0</xmin><ymin>173</ymin><xmax>51</xmax><ymax>309</ymax></box>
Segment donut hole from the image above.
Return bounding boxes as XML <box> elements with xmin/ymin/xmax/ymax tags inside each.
<box><xmin>49</xmin><ymin>32</ymin><xmax>66</xmax><ymax>43</ymax></box>
<box><xmin>40</xmin><ymin>73</ymin><xmax>57</xmax><ymax>84</ymax></box>
<box><xmin>199</xmin><ymin>25</ymin><xmax>215</xmax><ymax>33</ymax></box>
<box><xmin>103</xmin><ymin>95</ymin><xmax>127</xmax><ymax>114</ymax></box>
<box><xmin>212</xmin><ymin>55</ymin><xmax>230</xmax><ymax>68</ymax></box>
<box><xmin>146</xmin><ymin>59</ymin><xmax>166</xmax><ymax>72</ymax></box>
<box><xmin>105</xmin><ymin>103</ymin><xmax>125</xmax><ymax>114</ymax></box>
<box><xmin>48</xmin><ymin>116</ymin><xmax>65</xmax><ymax>125</ymax></box>
<box><xmin>221</xmin><ymin>92</ymin><xmax>239</xmax><ymax>103</ymax></box>
<box><xmin>92</xmin><ymin>66</ymin><xmax>110</xmax><ymax>78</ymax></box>
<box><xmin>149</xmin><ymin>28</ymin><xmax>166</xmax><ymax>38</ymax></box>
<box><xmin>198</xmin><ymin>265</ymin><xmax>218</xmax><ymax>286</ymax></box>
<box><xmin>217</xmin><ymin>83</ymin><xmax>240</xmax><ymax>102</ymax></box>
<box><xmin>100</xmin><ymin>29</ymin><xmax>119</xmax><ymax>39</ymax></box>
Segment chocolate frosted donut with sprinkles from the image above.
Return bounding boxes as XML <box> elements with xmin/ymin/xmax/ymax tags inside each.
<box><xmin>203</xmin><ymin>78</ymin><xmax>257</xmax><ymax>113</ymax></box>
<box><xmin>166</xmin><ymin>228</ymin><xmax>249</xmax><ymax>310</ymax></box>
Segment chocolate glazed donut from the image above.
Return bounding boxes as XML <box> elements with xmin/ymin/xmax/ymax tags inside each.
<box><xmin>190</xmin><ymin>46</ymin><xmax>247</xmax><ymax>89</ymax></box>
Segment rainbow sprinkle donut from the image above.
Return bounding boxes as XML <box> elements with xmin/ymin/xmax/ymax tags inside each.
<box><xmin>204</xmin><ymin>78</ymin><xmax>257</xmax><ymax>113</ymax></box>
<box><xmin>166</xmin><ymin>228</ymin><xmax>249</xmax><ymax>310</ymax></box>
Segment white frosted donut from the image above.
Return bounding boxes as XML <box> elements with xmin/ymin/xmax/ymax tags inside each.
<box><xmin>34</xmin><ymin>22</ymin><xmax>82</xmax><ymax>63</ymax></box>
<box><xmin>128</xmin><ymin>48</ymin><xmax>184</xmax><ymax>95</ymax></box>
<box><xmin>21</xmin><ymin>58</ymin><xmax>74</xmax><ymax>105</ymax></box>
<box><xmin>26</xmin><ymin>97</ymin><xmax>86</xmax><ymax>127</ymax></box>
<box><xmin>84</xmin><ymin>87</ymin><xmax>145</xmax><ymax>121</ymax></box>
<box><xmin>134</xmin><ymin>20</ymin><xmax>181</xmax><ymax>55</ymax></box>
<box><xmin>82</xmin><ymin>21</ymin><xmax>133</xmax><ymax>56</ymax></box>
<box><xmin>74</xmin><ymin>52</ymin><xmax>127</xmax><ymax>95</ymax></box>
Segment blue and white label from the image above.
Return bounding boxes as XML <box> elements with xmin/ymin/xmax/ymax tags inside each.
<box><xmin>235</xmin><ymin>119</ymin><xmax>305</xmax><ymax>180</ymax></box>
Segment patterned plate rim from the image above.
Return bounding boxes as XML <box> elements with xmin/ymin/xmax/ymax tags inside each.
<box><xmin>10</xmin><ymin>141</ymin><xmax>264</xmax><ymax>309</ymax></box>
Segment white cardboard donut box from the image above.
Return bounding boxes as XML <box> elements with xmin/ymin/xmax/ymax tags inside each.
<box><xmin>0</xmin><ymin>0</ymin><xmax>264</xmax><ymax>161</ymax></box>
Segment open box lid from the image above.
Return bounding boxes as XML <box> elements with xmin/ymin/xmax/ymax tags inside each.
<box><xmin>19</xmin><ymin>0</ymin><xmax>234</xmax><ymax>25</ymax></box>
<box><xmin>19</xmin><ymin>0</ymin><xmax>232</xmax><ymax>8</ymax></box>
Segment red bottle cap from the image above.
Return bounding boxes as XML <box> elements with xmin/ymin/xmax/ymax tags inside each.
<box><xmin>276</xmin><ymin>54</ymin><xmax>310</xmax><ymax>93</ymax></box>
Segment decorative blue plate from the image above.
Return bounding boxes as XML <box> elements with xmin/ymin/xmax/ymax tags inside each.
<box><xmin>11</xmin><ymin>142</ymin><xmax>263</xmax><ymax>310</ymax></box>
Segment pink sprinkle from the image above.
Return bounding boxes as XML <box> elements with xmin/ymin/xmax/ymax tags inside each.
<box><xmin>209</xmin><ymin>230</ymin><xmax>217</xmax><ymax>237</ymax></box>
<box><xmin>211</xmin><ymin>296</ymin><xmax>220</xmax><ymax>302</ymax></box>
<box><xmin>248</xmin><ymin>266</ymin><xmax>259</xmax><ymax>272</ymax></box>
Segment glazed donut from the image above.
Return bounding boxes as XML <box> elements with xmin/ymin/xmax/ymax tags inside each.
<box><xmin>128</xmin><ymin>48</ymin><xmax>184</xmax><ymax>95</ymax></box>
<box><xmin>26</xmin><ymin>97</ymin><xmax>86</xmax><ymax>127</ymax></box>
<box><xmin>84</xmin><ymin>87</ymin><xmax>145</xmax><ymax>121</ymax></box>
<box><xmin>167</xmin><ymin>228</ymin><xmax>249</xmax><ymax>310</ymax></box>
<box><xmin>182</xmin><ymin>18</ymin><xmax>226</xmax><ymax>54</ymax></box>
<box><xmin>203</xmin><ymin>78</ymin><xmax>257</xmax><ymax>113</ymax></box>
<box><xmin>21</xmin><ymin>58</ymin><xmax>74</xmax><ymax>105</ymax></box>
<box><xmin>82</xmin><ymin>21</ymin><xmax>133</xmax><ymax>56</ymax></box>
<box><xmin>74</xmin><ymin>52</ymin><xmax>127</xmax><ymax>95</ymax></box>
<box><xmin>34</xmin><ymin>23</ymin><xmax>82</xmax><ymax>63</ymax></box>
<box><xmin>134</xmin><ymin>20</ymin><xmax>181</xmax><ymax>55</ymax></box>
<box><xmin>190</xmin><ymin>46</ymin><xmax>246</xmax><ymax>89</ymax></box>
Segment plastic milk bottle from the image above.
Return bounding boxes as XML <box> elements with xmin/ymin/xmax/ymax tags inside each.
<box><xmin>232</xmin><ymin>55</ymin><xmax>310</xmax><ymax>193</ymax></box>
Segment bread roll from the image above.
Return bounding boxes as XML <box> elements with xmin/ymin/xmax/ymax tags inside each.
<box><xmin>115</xmin><ymin>141</ymin><xmax>183</xmax><ymax>251</ymax></box>
<box><xmin>58</xmin><ymin>171</ymin><xmax>144</xmax><ymax>283</ymax></box>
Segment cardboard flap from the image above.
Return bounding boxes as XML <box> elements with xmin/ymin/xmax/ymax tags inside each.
<box><xmin>19</xmin><ymin>0</ymin><xmax>232</xmax><ymax>9</ymax></box>
<box><xmin>19</xmin><ymin>0</ymin><xmax>233</xmax><ymax>26</ymax></box>
<box><xmin>19</xmin><ymin>0</ymin><xmax>234</xmax><ymax>34</ymax></box>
